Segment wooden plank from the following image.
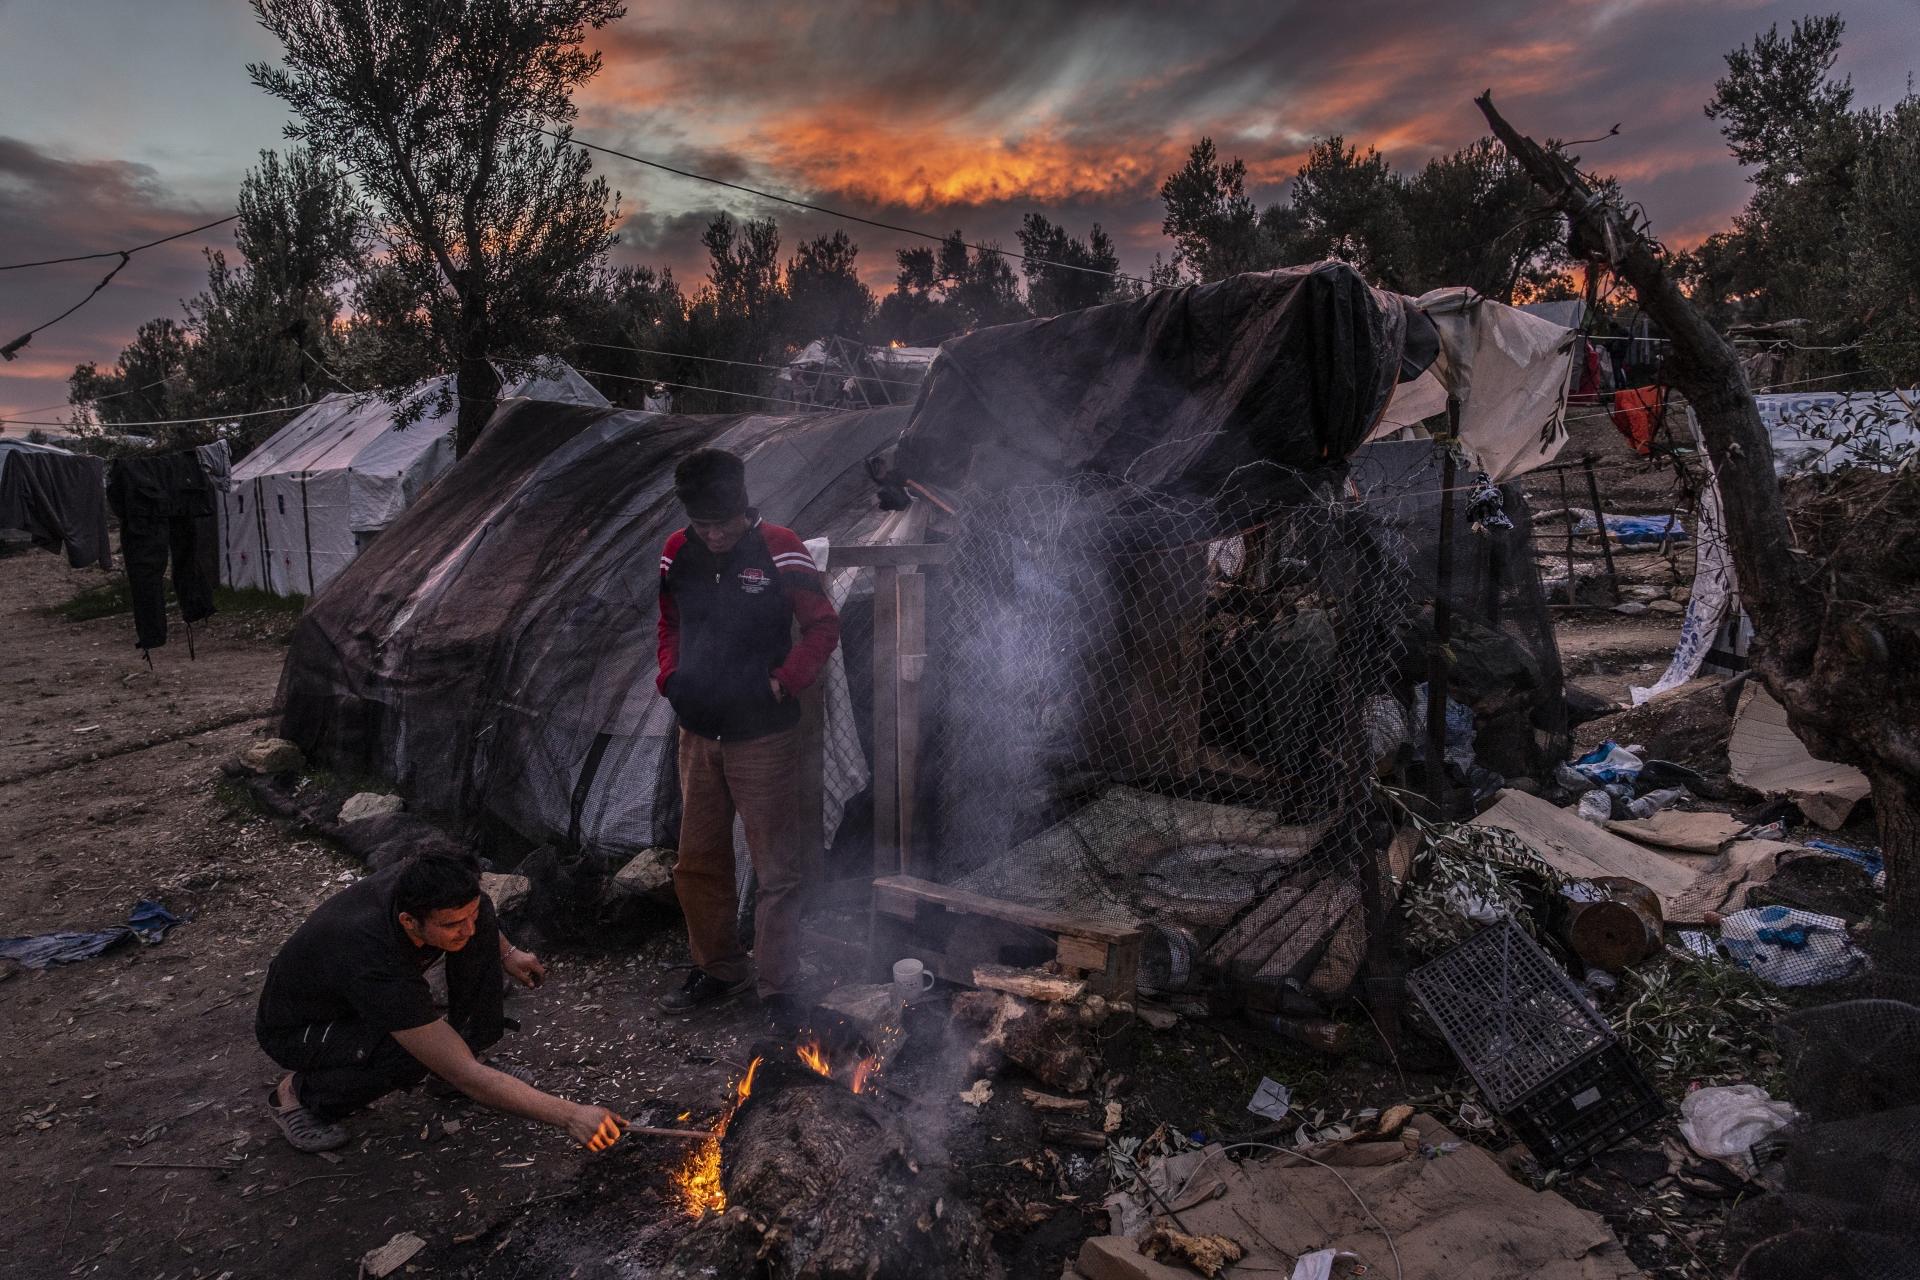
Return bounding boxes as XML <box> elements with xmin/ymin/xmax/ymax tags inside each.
<box><xmin>896</xmin><ymin>571</ymin><xmax>927</xmax><ymax>878</ymax></box>
<box><xmin>1304</xmin><ymin>901</ymin><xmax>1367</xmax><ymax>996</ymax></box>
<box><xmin>871</xmin><ymin>565</ymin><xmax>900</xmax><ymax>878</ymax></box>
<box><xmin>1203</xmin><ymin>884</ymin><xmax>1306</xmax><ymax>966</ymax></box>
<box><xmin>1252</xmin><ymin>879</ymin><xmax>1361</xmax><ymax>981</ymax></box>
<box><xmin>872</xmin><ymin>875</ymin><xmax>1142</xmax><ymax>945</ymax></box>
<box><xmin>830</xmin><ymin>543</ymin><xmax>952</xmax><ymax>568</ymax></box>
<box><xmin>1056</xmin><ymin>935</ymin><xmax>1112</xmax><ymax>972</ymax></box>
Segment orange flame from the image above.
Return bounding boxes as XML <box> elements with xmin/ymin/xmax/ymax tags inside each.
<box><xmin>850</xmin><ymin>1057</ymin><xmax>877</xmax><ymax>1095</ymax></box>
<box><xmin>796</xmin><ymin>1038</ymin><xmax>831</xmax><ymax>1078</ymax></box>
<box><xmin>673</xmin><ymin>1055</ymin><xmax>762</xmax><ymax>1218</ymax></box>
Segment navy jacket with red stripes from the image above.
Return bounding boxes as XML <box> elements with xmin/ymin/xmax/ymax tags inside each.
<box><xmin>657</xmin><ymin>516</ymin><xmax>840</xmax><ymax>741</ymax></box>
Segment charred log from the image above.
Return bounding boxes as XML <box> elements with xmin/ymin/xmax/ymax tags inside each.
<box><xmin>663</xmin><ymin>1061</ymin><xmax>1003</xmax><ymax>1280</ymax></box>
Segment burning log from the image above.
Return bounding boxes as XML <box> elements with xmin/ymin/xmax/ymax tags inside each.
<box><xmin>663</xmin><ymin>1056</ymin><xmax>1002</xmax><ymax>1280</ymax></box>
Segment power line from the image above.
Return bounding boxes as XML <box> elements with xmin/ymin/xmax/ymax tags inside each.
<box><xmin>10</xmin><ymin>372</ymin><xmax>183</xmax><ymax>420</ymax></box>
<box><xmin>0</xmin><ymin>401</ymin><xmax>309</xmax><ymax>429</ymax></box>
<box><xmin>572</xmin><ymin>366</ymin><xmax>825</xmax><ymax>411</ymax></box>
<box><xmin>0</xmin><ymin>213</ymin><xmax>241</xmax><ymax>273</ymax></box>
<box><xmin>535</xmin><ymin>125</ymin><xmax>1151</xmax><ymax>288</ymax></box>
<box><xmin>575</xmin><ymin>339</ymin><xmax>922</xmax><ymax>387</ymax></box>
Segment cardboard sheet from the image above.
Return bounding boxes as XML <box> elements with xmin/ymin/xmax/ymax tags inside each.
<box><xmin>1474</xmin><ymin>789</ymin><xmax>1699</xmax><ymax>913</ymax></box>
<box><xmin>1119</xmin><ymin>1115</ymin><xmax>1642</xmax><ymax>1280</ymax></box>
<box><xmin>1729</xmin><ymin>687</ymin><xmax>1871</xmax><ymax>830</ymax></box>
<box><xmin>1604</xmin><ymin>810</ymin><xmax>1748</xmax><ymax>854</ymax></box>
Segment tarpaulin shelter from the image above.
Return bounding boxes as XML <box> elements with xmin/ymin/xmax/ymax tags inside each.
<box><xmin>280</xmin><ymin>403</ymin><xmax>906</xmax><ymax>859</ymax></box>
<box><xmin>222</xmin><ymin>364</ymin><xmax>608</xmax><ymax>596</ymax></box>
<box><xmin>0</xmin><ymin>437</ymin><xmax>112</xmax><ymax>569</ymax></box>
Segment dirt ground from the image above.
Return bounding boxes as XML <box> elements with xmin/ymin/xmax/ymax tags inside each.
<box><xmin>0</xmin><ymin>428</ymin><xmax>1742</xmax><ymax>1280</ymax></box>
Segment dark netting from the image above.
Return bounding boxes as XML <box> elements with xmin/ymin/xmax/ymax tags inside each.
<box><xmin>1350</xmin><ymin>439</ymin><xmax>1569</xmax><ymax>788</ymax></box>
<box><xmin>914</xmin><ymin>462</ymin><xmax>1414</xmax><ymax>1002</ymax></box>
<box><xmin>1734</xmin><ymin>925</ymin><xmax>1920</xmax><ymax>1280</ymax></box>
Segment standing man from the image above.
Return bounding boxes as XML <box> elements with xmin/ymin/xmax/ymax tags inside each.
<box><xmin>656</xmin><ymin>447</ymin><xmax>840</xmax><ymax>1029</ymax></box>
<box><xmin>256</xmin><ymin>853</ymin><xmax>627</xmax><ymax>1154</ymax></box>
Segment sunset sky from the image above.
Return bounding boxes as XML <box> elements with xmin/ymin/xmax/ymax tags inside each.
<box><xmin>3</xmin><ymin>0</ymin><xmax>1914</xmax><ymax>426</ymax></box>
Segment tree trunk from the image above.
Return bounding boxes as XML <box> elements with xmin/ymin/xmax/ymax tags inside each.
<box><xmin>453</xmin><ymin>297</ymin><xmax>499</xmax><ymax>458</ymax></box>
<box><xmin>1475</xmin><ymin>92</ymin><xmax>1920</xmax><ymax>921</ymax></box>
<box><xmin>664</xmin><ymin>1062</ymin><xmax>1003</xmax><ymax>1280</ymax></box>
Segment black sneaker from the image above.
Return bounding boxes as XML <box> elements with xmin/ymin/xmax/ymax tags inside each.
<box><xmin>658</xmin><ymin>969</ymin><xmax>750</xmax><ymax>1013</ymax></box>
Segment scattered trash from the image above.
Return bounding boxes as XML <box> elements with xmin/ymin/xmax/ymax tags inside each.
<box><xmin>0</xmin><ymin>900</ymin><xmax>181</xmax><ymax>970</ymax></box>
<box><xmin>958</xmin><ymin>1080</ymin><xmax>993</xmax><ymax>1107</ymax></box>
<box><xmin>1573</xmin><ymin>510</ymin><xmax>1688</xmax><ymax>545</ymax></box>
<box><xmin>1577</xmin><ymin>790</ymin><xmax>1612</xmax><ymax>825</ymax></box>
<box><xmin>359</xmin><ymin>1230</ymin><xmax>425</xmax><ymax>1278</ymax></box>
<box><xmin>1246</xmin><ymin>1077</ymin><xmax>1293</xmax><ymax>1122</ymax></box>
<box><xmin>1584</xmin><ymin>968</ymin><xmax>1618</xmax><ymax>993</ymax></box>
<box><xmin>1742</xmin><ymin>820</ymin><xmax>1788</xmax><ymax>841</ymax></box>
<box><xmin>1623</xmin><ymin>787</ymin><xmax>1685</xmax><ymax>820</ymax></box>
<box><xmin>1674</xmin><ymin>930</ymin><xmax>1717</xmax><ymax>959</ymax></box>
<box><xmin>1678</xmin><ymin>1085</ymin><xmax>1797</xmax><ymax>1173</ymax></box>
<box><xmin>1555</xmin><ymin>763</ymin><xmax>1596</xmax><ymax>794</ymax></box>
<box><xmin>1290</xmin><ymin>1249</ymin><xmax>1362</xmax><ymax>1280</ymax></box>
<box><xmin>1714</xmin><ymin>905</ymin><xmax>1868</xmax><ymax>987</ymax></box>
<box><xmin>1474</xmin><ymin>789</ymin><xmax>1698</xmax><ymax>915</ymax></box>
<box><xmin>1410</xmin><ymin>683</ymin><xmax>1477</xmax><ymax>772</ymax></box>
<box><xmin>1571</xmin><ymin>742</ymin><xmax>1644</xmax><ymax>785</ymax></box>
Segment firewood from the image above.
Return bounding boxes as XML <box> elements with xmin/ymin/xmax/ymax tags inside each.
<box><xmin>972</xmin><ymin>964</ymin><xmax>1087</xmax><ymax>1003</ymax></box>
<box><xmin>1139</xmin><ymin>1225</ymin><xmax>1245</xmax><ymax>1277</ymax></box>
<box><xmin>1020</xmin><ymin>1088</ymin><xmax>1091</xmax><ymax>1113</ymax></box>
<box><xmin>1040</xmin><ymin>1120</ymin><xmax>1108</xmax><ymax>1150</ymax></box>
<box><xmin>951</xmin><ymin>990</ymin><xmax>1097</xmax><ymax>1093</ymax></box>
<box><xmin>663</xmin><ymin>1062</ymin><xmax>1002</xmax><ymax>1279</ymax></box>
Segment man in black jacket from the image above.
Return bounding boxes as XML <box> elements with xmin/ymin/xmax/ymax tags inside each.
<box><xmin>656</xmin><ymin>448</ymin><xmax>840</xmax><ymax>1027</ymax></box>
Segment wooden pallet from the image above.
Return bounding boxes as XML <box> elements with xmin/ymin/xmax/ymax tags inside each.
<box><xmin>868</xmin><ymin>875</ymin><xmax>1142</xmax><ymax>999</ymax></box>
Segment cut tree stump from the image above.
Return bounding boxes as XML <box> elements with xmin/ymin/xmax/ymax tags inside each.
<box><xmin>663</xmin><ymin>1061</ymin><xmax>1002</xmax><ymax>1280</ymax></box>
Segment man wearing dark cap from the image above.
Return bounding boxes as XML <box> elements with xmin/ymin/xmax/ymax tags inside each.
<box><xmin>656</xmin><ymin>447</ymin><xmax>840</xmax><ymax>1028</ymax></box>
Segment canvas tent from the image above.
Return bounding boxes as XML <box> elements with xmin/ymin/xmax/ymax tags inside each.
<box><xmin>222</xmin><ymin>364</ymin><xmax>608</xmax><ymax>596</ymax></box>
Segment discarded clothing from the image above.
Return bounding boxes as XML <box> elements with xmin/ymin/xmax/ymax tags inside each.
<box><xmin>0</xmin><ymin>900</ymin><xmax>181</xmax><ymax>969</ymax></box>
<box><xmin>1608</xmin><ymin>385</ymin><xmax>1668</xmax><ymax>457</ymax></box>
<box><xmin>1805</xmin><ymin>838</ymin><xmax>1884</xmax><ymax>879</ymax></box>
<box><xmin>0</xmin><ymin>439</ymin><xmax>112</xmax><ymax>568</ymax></box>
<box><xmin>1572</xmin><ymin>741</ymin><xmax>1643</xmax><ymax>785</ymax></box>
<box><xmin>1465</xmin><ymin>471</ymin><xmax>1514</xmax><ymax>532</ymax></box>
<box><xmin>1572</xmin><ymin>510</ymin><xmax>1687</xmax><ymax>545</ymax></box>
<box><xmin>1679</xmin><ymin>1084</ymin><xmax>1797</xmax><ymax>1171</ymax></box>
<box><xmin>1717</xmin><ymin>905</ymin><xmax>1866</xmax><ymax>987</ymax></box>
<box><xmin>107</xmin><ymin>449</ymin><xmax>220</xmax><ymax>650</ymax></box>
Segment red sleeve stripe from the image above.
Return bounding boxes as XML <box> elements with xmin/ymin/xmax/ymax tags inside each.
<box><xmin>773</xmin><ymin>552</ymin><xmax>818</xmax><ymax>570</ymax></box>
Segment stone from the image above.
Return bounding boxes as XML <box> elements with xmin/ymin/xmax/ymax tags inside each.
<box><xmin>481</xmin><ymin>873</ymin><xmax>531</xmax><ymax>914</ymax></box>
<box><xmin>338</xmin><ymin>791</ymin><xmax>404</xmax><ymax>824</ymax></box>
<box><xmin>1647</xmin><ymin>598</ymin><xmax>1686</xmax><ymax>615</ymax></box>
<box><xmin>359</xmin><ymin>1232</ymin><xmax>425</xmax><ymax>1277</ymax></box>
<box><xmin>610</xmin><ymin>847</ymin><xmax>675</xmax><ymax>897</ymax></box>
<box><xmin>1612</xmin><ymin>602</ymin><xmax>1649</xmax><ymax>616</ymax></box>
<box><xmin>238</xmin><ymin>737</ymin><xmax>304</xmax><ymax>776</ymax></box>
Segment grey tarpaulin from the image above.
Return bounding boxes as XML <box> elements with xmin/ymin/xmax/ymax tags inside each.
<box><xmin>279</xmin><ymin>402</ymin><xmax>907</xmax><ymax>862</ymax></box>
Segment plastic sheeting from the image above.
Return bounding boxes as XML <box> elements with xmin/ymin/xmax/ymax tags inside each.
<box><xmin>895</xmin><ymin>262</ymin><xmax>1412</xmax><ymax>495</ymax></box>
<box><xmin>222</xmin><ymin>364</ymin><xmax>608</xmax><ymax>596</ymax></box>
<box><xmin>1372</xmin><ymin>288</ymin><xmax>1578</xmax><ymax>482</ymax></box>
<box><xmin>280</xmin><ymin>402</ymin><xmax>907</xmax><ymax>861</ymax></box>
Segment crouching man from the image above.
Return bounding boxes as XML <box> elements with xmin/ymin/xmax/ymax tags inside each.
<box><xmin>256</xmin><ymin>853</ymin><xmax>627</xmax><ymax>1153</ymax></box>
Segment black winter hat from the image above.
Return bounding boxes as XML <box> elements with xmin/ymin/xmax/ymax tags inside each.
<box><xmin>674</xmin><ymin>448</ymin><xmax>750</xmax><ymax>521</ymax></box>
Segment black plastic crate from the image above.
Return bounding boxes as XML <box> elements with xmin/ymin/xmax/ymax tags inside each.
<box><xmin>1406</xmin><ymin>920</ymin><xmax>1615</xmax><ymax>1110</ymax></box>
<box><xmin>1501</xmin><ymin>1042</ymin><xmax>1667</xmax><ymax>1168</ymax></box>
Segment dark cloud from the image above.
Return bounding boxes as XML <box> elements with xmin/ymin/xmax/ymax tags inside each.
<box><xmin>0</xmin><ymin>137</ymin><xmax>230</xmax><ymax>426</ymax></box>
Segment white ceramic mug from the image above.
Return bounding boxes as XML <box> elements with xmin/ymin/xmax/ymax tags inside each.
<box><xmin>893</xmin><ymin>957</ymin><xmax>935</xmax><ymax>997</ymax></box>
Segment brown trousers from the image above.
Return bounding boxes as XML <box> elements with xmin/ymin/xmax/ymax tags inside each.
<box><xmin>673</xmin><ymin>725</ymin><xmax>805</xmax><ymax>997</ymax></box>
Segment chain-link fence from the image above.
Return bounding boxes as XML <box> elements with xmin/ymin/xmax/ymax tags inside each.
<box><xmin>900</xmin><ymin>465</ymin><xmax>1414</xmax><ymax>999</ymax></box>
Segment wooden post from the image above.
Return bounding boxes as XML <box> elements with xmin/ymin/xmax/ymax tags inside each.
<box><xmin>895</xmin><ymin>571</ymin><xmax>927</xmax><ymax>878</ymax></box>
<box><xmin>1425</xmin><ymin>420</ymin><xmax>1458</xmax><ymax>813</ymax></box>
<box><xmin>872</xmin><ymin>564</ymin><xmax>900</xmax><ymax>879</ymax></box>
<box><xmin>1557</xmin><ymin>467</ymin><xmax>1579</xmax><ymax>606</ymax></box>
<box><xmin>1583</xmin><ymin>454</ymin><xmax>1620</xmax><ymax>604</ymax></box>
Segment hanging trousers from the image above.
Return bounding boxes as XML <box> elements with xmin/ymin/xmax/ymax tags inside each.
<box><xmin>106</xmin><ymin>451</ymin><xmax>218</xmax><ymax>650</ymax></box>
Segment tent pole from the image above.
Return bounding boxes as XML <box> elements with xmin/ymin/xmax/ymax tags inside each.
<box><xmin>1425</xmin><ymin>407</ymin><xmax>1459</xmax><ymax>814</ymax></box>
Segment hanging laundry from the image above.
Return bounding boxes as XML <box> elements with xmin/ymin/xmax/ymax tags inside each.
<box><xmin>1465</xmin><ymin>472</ymin><xmax>1514</xmax><ymax>532</ymax></box>
<box><xmin>0</xmin><ymin>439</ymin><xmax>112</xmax><ymax>568</ymax></box>
<box><xmin>1609</xmin><ymin>385</ymin><xmax>1668</xmax><ymax>457</ymax></box>
<box><xmin>106</xmin><ymin>449</ymin><xmax>220</xmax><ymax>652</ymax></box>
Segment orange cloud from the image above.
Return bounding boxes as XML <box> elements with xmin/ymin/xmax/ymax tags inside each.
<box><xmin>742</xmin><ymin>114</ymin><xmax>1186</xmax><ymax>210</ymax></box>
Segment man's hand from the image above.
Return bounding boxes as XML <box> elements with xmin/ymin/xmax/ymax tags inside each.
<box><xmin>567</xmin><ymin>1104</ymin><xmax>628</xmax><ymax>1152</ymax></box>
<box><xmin>503</xmin><ymin>946</ymin><xmax>546</xmax><ymax>989</ymax></box>
<box><xmin>768</xmin><ymin>675</ymin><xmax>787</xmax><ymax>702</ymax></box>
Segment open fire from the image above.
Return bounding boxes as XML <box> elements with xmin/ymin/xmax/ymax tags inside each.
<box><xmin>673</xmin><ymin>1037</ymin><xmax>885</xmax><ymax>1216</ymax></box>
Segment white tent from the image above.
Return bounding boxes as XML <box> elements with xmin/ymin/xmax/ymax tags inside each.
<box><xmin>221</xmin><ymin>364</ymin><xmax>608</xmax><ymax>596</ymax></box>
